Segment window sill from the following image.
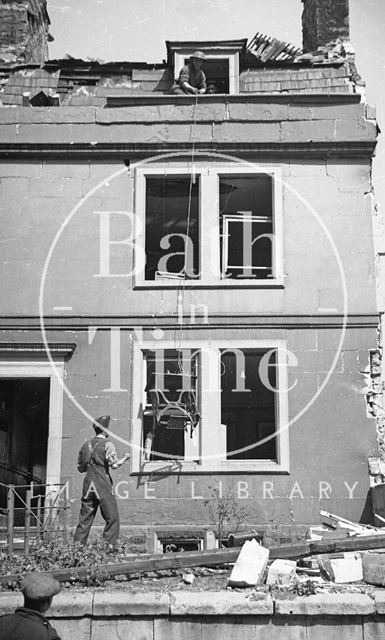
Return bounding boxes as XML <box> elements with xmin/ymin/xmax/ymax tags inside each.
<box><xmin>133</xmin><ymin>278</ymin><xmax>285</xmax><ymax>290</ymax></box>
<box><xmin>133</xmin><ymin>459</ymin><xmax>289</xmax><ymax>474</ymax></box>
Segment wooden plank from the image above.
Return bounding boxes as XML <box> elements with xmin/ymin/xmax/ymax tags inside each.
<box><xmin>320</xmin><ymin>509</ymin><xmax>377</xmax><ymax>532</ymax></box>
<box><xmin>269</xmin><ymin>543</ymin><xmax>311</xmax><ymax>560</ymax></box>
<box><xmin>0</xmin><ymin>547</ymin><xmax>240</xmax><ymax>586</ymax></box>
<box><xmin>3</xmin><ymin>534</ymin><xmax>385</xmax><ymax>587</ymax></box>
<box><xmin>309</xmin><ymin>534</ymin><xmax>385</xmax><ymax>556</ymax></box>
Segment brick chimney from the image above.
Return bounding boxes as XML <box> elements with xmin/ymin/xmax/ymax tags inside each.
<box><xmin>0</xmin><ymin>0</ymin><xmax>51</xmax><ymax>65</ymax></box>
<box><xmin>302</xmin><ymin>0</ymin><xmax>350</xmax><ymax>53</ymax></box>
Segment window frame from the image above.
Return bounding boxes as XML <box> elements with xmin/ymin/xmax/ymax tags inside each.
<box><xmin>131</xmin><ymin>338</ymin><xmax>290</xmax><ymax>474</ymax></box>
<box><xmin>134</xmin><ymin>164</ymin><xmax>284</xmax><ymax>289</ymax></box>
<box><xmin>174</xmin><ymin>51</ymin><xmax>240</xmax><ymax>94</ymax></box>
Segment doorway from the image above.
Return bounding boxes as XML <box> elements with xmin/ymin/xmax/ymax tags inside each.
<box><xmin>0</xmin><ymin>378</ymin><xmax>50</xmax><ymax>490</ymax></box>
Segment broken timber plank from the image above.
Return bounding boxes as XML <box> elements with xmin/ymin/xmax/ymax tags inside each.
<box><xmin>2</xmin><ymin>534</ymin><xmax>385</xmax><ymax>587</ymax></box>
<box><xmin>268</xmin><ymin>535</ymin><xmax>385</xmax><ymax>559</ymax></box>
<box><xmin>0</xmin><ymin>547</ymin><xmax>241</xmax><ymax>586</ymax></box>
<box><xmin>320</xmin><ymin>510</ymin><xmax>377</xmax><ymax>532</ymax></box>
<box><xmin>308</xmin><ymin>534</ymin><xmax>385</xmax><ymax>555</ymax></box>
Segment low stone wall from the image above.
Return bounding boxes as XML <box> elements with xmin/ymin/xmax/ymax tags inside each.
<box><xmin>1</xmin><ymin>590</ymin><xmax>385</xmax><ymax>639</ymax></box>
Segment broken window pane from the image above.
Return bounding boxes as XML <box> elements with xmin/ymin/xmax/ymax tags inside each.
<box><xmin>221</xmin><ymin>349</ymin><xmax>277</xmax><ymax>460</ymax></box>
<box><xmin>145</xmin><ymin>175</ymin><xmax>200</xmax><ymax>280</ymax></box>
<box><xmin>143</xmin><ymin>349</ymin><xmax>199</xmax><ymax>461</ymax></box>
<box><xmin>219</xmin><ymin>174</ymin><xmax>273</xmax><ymax>279</ymax></box>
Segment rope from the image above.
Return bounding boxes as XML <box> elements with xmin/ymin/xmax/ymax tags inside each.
<box><xmin>175</xmin><ymin>93</ymin><xmax>199</xmax><ymax>374</ymax></box>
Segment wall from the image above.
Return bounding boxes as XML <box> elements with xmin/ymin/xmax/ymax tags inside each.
<box><xmin>0</xmin><ymin>154</ymin><xmax>378</xmax><ymax>528</ymax></box>
<box><xmin>0</xmin><ymin>97</ymin><xmax>379</xmax><ymax>528</ymax></box>
<box><xmin>0</xmin><ymin>156</ymin><xmax>377</xmax><ymax>317</ymax></box>
<box><xmin>1</xmin><ymin>590</ymin><xmax>385</xmax><ymax>640</ymax></box>
<box><xmin>38</xmin><ymin>325</ymin><xmax>379</xmax><ymax>528</ymax></box>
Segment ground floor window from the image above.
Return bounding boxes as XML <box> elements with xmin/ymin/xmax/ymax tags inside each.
<box><xmin>221</xmin><ymin>349</ymin><xmax>276</xmax><ymax>460</ymax></box>
<box><xmin>131</xmin><ymin>340</ymin><xmax>289</xmax><ymax>472</ymax></box>
<box><xmin>143</xmin><ymin>349</ymin><xmax>199</xmax><ymax>461</ymax></box>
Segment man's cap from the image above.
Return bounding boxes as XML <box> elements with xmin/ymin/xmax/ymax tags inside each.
<box><xmin>21</xmin><ymin>574</ymin><xmax>61</xmax><ymax>600</ymax></box>
<box><xmin>190</xmin><ymin>50</ymin><xmax>206</xmax><ymax>60</ymax></box>
<box><xmin>93</xmin><ymin>415</ymin><xmax>110</xmax><ymax>430</ymax></box>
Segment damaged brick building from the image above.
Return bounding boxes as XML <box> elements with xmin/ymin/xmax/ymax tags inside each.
<box><xmin>0</xmin><ymin>0</ymin><xmax>381</xmax><ymax>542</ymax></box>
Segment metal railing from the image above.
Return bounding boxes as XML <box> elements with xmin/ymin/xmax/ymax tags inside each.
<box><xmin>0</xmin><ymin>481</ymin><xmax>70</xmax><ymax>554</ymax></box>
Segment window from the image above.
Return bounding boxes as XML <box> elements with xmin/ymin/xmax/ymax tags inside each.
<box><xmin>142</xmin><ymin>349</ymin><xmax>199</xmax><ymax>461</ymax></box>
<box><xmin>145</xmin><ymin>175</ymin><xmax>200</xmax><ymax>280</ymax></box>
<box><xmin>173</xmin><ymin>49</ymin><xmax>240</xmax><ymax>94</ymax></box>
<box><xmin>134</xmin><ymin>165</ymin><xmax>283</xmax><ymax>287</ymax></box>
<box><xmin>221</xmin><ymin>349</ymin><xmax>277</xmax><ymax>460</ymax></box>
<box><xmin>183</xmin><ymin>57</ymin><xmax>230</xmax><ymax>94</ymax></box>
<box><xmin>220</xmin><ymin>174</ymin><xmax>273</xmax><ymax>279</ymax></box>
<box><xmin>131</xmin><ymin>339</ymin><xmax>289</xmax><ymax>473</ymax></box>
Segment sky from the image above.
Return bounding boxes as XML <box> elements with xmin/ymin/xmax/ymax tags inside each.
<box><xmin>47</xmin><ymin>0</ymin><xmax>385</xmax><ymax>234</ymax></box>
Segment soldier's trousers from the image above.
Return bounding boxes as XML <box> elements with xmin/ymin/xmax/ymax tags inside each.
<box><xmin>74</xmin><ymin>489</ymin><xmax>120</xmax><ymax>545</ymax></box>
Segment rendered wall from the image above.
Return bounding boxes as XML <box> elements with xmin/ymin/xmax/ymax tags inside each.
<box><xmin>0</xmin><ymin>154</ymin><xmax>378</xmax><ymax>527</ymax></box>
<box><xmin>0</xmin><ymin>155</ymin><xmax>377</xmax><ymax>317</ymax></box>
<box><xmin>0</xmin><ymin>98</ymin><xmax>378</xmax><ymax>528</ymax></box>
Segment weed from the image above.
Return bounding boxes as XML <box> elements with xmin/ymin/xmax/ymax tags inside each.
<box><xmin>0</xmin><ymin>533</ymin><xmax>144</xmax><ymax>590</ymax></box>
<box><xmin>292</xmin><ymin>580</ymin><xmax>317</xmax><ymax>596</ymax></box>
<box><xmin>203</xmin><ymin>486</ymin><xmax>249</xmax><ymax>545</ymax></box>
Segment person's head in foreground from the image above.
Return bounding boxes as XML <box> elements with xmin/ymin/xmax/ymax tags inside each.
<box><xmin>21</xmin><ymin>573</ymin><xmax>61</xmax><ymax>613</ymax></box>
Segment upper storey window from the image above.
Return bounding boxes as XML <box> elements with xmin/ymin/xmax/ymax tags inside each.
<box><xmin>134</xmin><ymin>164</ymin><xmax>283</xmax><ymax>288</ymax></box>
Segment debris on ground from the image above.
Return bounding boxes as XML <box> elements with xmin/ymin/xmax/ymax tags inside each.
<box><xmin>266</xmin><ymin>559</ymin><xmax>297</xmax><ymax>588</ymax></box>
<box><xmin>227</xmin><ymin>539</ymin><xmax>269</xmax><ymax>588</ymax></box>
<box><xmin>362</xmin><ymin>552</ymin><xmax>385</xmax><ymax>586</ymax></box>
<box><xmin>2</xmin><ymin>510</ymin><xmax>385</xmax><ymax>595</ymax></box>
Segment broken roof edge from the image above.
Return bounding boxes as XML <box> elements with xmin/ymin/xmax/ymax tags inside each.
<box><xmin>0</xmin><ymin>57</ymin><xmax>351</xmax><ymax>77</ymax></box>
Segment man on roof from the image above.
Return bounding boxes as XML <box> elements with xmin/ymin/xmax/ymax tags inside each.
<box><xmin>172</xmin><ymin>51</ymin><xmax>207</xmax><ymax>95</ymax></box>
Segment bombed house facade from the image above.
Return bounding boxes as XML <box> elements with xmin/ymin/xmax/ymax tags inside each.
<box><xmin>0</xmin><ymin>0</ymin><xmax>381</xmax><ymax>540</ymax></box>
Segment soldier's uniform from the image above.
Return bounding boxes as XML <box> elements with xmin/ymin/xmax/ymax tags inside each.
<box><xmin>0</xmin><ymin>607</ymin><xmax>61</xmax><ymax>640</ymax></box>
<box><xmin>74</xmin><ymin>416</ymin><xmax>120</xmax><ymax>545</ymax></box>
<box><xmin>0</xmin><ymin>573</ymin><xmax>61</xmax><ymax>640</ymax></box>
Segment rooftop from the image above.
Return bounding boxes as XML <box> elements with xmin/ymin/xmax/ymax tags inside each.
<box><xmin>0</xmin><ymin>33</ymin><xmax>363</xmax><ymax>108</ymax></box>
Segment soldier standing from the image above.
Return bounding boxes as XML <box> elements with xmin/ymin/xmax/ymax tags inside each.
<box><xmin>74</xmin><ymin>415</ymin><xmax>130</xmax><ymax>546</ymax></box>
